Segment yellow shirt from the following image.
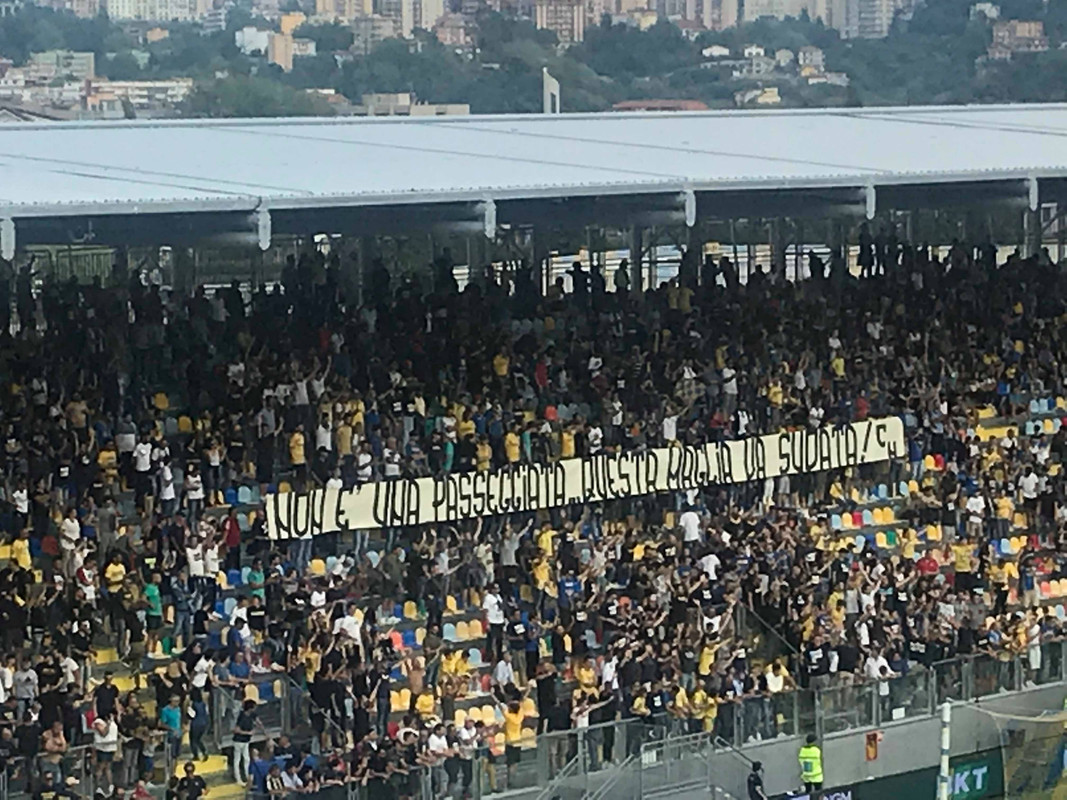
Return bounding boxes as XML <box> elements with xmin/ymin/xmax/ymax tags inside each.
<box><xmin>441</xmin><ymin>652</ymin><xmax>463</xmax><ymax>675</ymax></box>
<box><xmin>768</xmin><ymin>382</ymin><xmax>784</xmax><ymax>407</ymax></box>
<box><xmin>533</xmin><ymin>560</ymin><xmax>550</xmax><ymax>589</ymax></box>
<box><xmin>505</xmin><ymin>432</ymin><xmax>520</xmax><ymax>463</ymax></box>
<box><xmin>698</xmin><ymin>645</ymin><xmax>716</xmax><ymax>676</ymax></box>
<box><xmin>503</xmin><ymin>708</ymin><xmax>524</xmax><ymax>744</ymax></box>
<box><xmin>577</xmin><ymin>664</ymin><xmax>596</xmax><ymax>690</ymax></box>
<box><xmin>830</xmin><ymin>356</ymin><xmax>845</xmax><ymax>378</ymax></box>
<box><xmin>537</xmin><ymin>528</ymin><xmax>555</xmax><ymax>556</ymax></box>
<box><xmin>11</xmin><ymin>539</ymin><xmax>30</xmax><ymax>569</ymax></box>
<box><xmin>415</xmin><ymin>692</ymin><xmax>436</xmax><ymax>719</ymax></box>
<box><xmin>988</xmin><ymin>564</ymin><xmax>1008</xmax><ymax>587</ymax></box>
<box><xmin>493</xmin><ymin>354</ymin><xmax>510</xmax><ymax>377</ymax></box>
<box><xmin>672</xmin><ymin>687</ymin><xmax>689</xmax><ymax>714</ymax></box>
<box><xmin>289</xmin><ymin>432</ymin><xmax>306</xmax><ymax>466</ymax></box>
<box><xmin>560</xmin><ymin>431</ymin><xmax>575</xmax><ymax>459</ymax></box>
<box><xmin>104</xmin><ymin>563</ymin><xmax>126</xmax><ymax>592</ymax></box>
<box><xmin>458</xmin><ymin>419</ymin><xmax>475</xmax><ymax>440</ymax></box>
<box><xmin>476</xmin><ymin>441</ymin><xmax>492</xmax><ymax>471</ymax></box>
<box><xmin>631</xmin><ymin>696</ymin><xmax>648</xmax><ymax>716</ymax></box>
<box><xmin>336</xmin><ymin>424</ymin><xmax>353</xmax><ymax>457</ymax></box>
<box><xmin>953</xmin><ymin>543</ymin><xmax>974</xmax><ymax>573</ymax></box>
<box><xmin>996</xmin><ymin>496</ymin><xmax>1014</xmax><ymax>520</ymax></box>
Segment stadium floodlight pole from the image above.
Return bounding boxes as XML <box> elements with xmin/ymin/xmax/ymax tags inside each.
<box><xmin>936</xmin><ymin>701</ymin><xmax>952</xmax><ymax>800</ymax></box>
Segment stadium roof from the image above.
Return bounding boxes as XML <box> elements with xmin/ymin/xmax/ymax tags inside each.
<box><xmin>3</xmin><ymin>102</ymin><xmax>1067</xmax><ymax>249</ymax></box>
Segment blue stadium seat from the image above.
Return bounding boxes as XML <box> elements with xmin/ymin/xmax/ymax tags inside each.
<box><xmin>227</xmin><ymin>568</ymin><xmax>242</xmax><ymax>587</ymax></box>
<box><xmin>224</xmin><ymin>488</ymin><xmax>238</xmax><ymax>506</ymax></box>
<box><xmin>237</xmin><ymin>486</ymin><xmax>252</xmax><ymax>505</ymax></box>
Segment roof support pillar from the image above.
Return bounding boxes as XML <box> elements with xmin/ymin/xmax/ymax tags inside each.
<box><xmin>629</xmin><ymin>226</ymin><xmax>643</xmax><ymax>297</ymax></box>
<box><xmin>256</xmin><ymin>208</ymin><xmax>272</xmax><ymax>252</ymax></box>
<box><xmin>865</xmin><ymin>184</ymin><xmax>877</xmax><ymax>221</ymax></box>
<box><xmin>0</xmin><ymin>218</ymin><xmax>14</xmax><ymax>262</ymax></box>
<box><xmin>683</xmin><ymin>188</ymin><xmax>696</xmax><ymax>228</ymax></box>
<box><xmin>482</xmin><ymin>199</ymin><xmax>497</xmax><ymax>240</ymax></box>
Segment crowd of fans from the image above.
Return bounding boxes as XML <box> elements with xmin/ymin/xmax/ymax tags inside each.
<box><xmin>0</xmin><ymin>234</ymin><xmax>1066</xmax><ymax>799</ymax></box>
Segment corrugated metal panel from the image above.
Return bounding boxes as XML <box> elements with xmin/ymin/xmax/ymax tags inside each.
<box><xmin>2</xmin><ymin>103</ymin><xmax>1067</xmax><ymax>216</ymax></box>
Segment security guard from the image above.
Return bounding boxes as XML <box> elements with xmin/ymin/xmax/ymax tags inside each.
<box><xmin>798</xmin><ymin>733</ymin><xmax>824</xmax><ymax>793</ymax></box>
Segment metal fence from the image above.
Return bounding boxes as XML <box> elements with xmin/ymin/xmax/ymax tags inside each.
<box><xmin>211</xmin><ymin>676</ymin><xmax>291</xmax><ymax>752</ymax></box>
<box><xmin>0</xmin><ymin>742</ymin><xmax>175</xmax><ymax>800</ymax></box>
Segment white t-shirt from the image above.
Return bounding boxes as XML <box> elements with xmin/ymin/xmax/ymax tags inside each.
<box><xmin>680</xmin><ymin>510</ymin><xmax>701</xmax><ymax>542</ymax></box>
<box><xmin>864</xmin><ymin>654</ymin><xmax>889</xmax><ymax>681</ymax></box>
<box><xmin>722</xmin><ymin>368</ymin><xmax>738</xmax><ymax>395</ymax></box>
<box><xmin>133</xmin><ymin>442</ymin><xmax>152</xmax><ymax>472</ymax></box>
<box><xmin>699</xmin><ymin>552</ymin><xmax>721</xmax><ymax>580</ymax></box>
<box><xmin>12</xmin><ymin>489</ymin><xmax>27</xmax><ymax>515</ymax></box>
<box><xmin>428</xmin><ymin>733</ymin><xmax>449</xmax><ymax>756</ymax></box>
<box><xmin>1020</xmin><ymin>473</ymin><xmax>1039</xmax><ymax>500</ymax></box>
<box><xmin>186</xmin><ymin>544</ymin><xmax>205</xmax><ymax>577</ymax></box>
<box><xmin>662</xmin><ymin>415</ymin><xmax>678</xmax><ymax>443</ymax></box>
<box><xmin>483</xmin><ymin>593</ymin><xmax>505</xmax><ymax>626</ymax></box>
<box><xmin>60</xmin><ymin>517</ymin><xmax>80</xmax><ymax>551</ymax></box>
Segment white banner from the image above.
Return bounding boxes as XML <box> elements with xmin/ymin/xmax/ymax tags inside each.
<box><xmin>265</xmin><ymin>416</ymin><xmax>905</xmax><ymax>539</ymax></box>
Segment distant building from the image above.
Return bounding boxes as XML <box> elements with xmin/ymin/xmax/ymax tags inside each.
<box><xmin>988</xmin><ymin>19</ymin><xmax>1047</xmax><ymax>59</ymax></box>
<box><xmin>292</xmin><ymin>37</ymin><xmax>317</xmax><ymax>56</ymax></box>
<box><xmin>315</xmin><ymin>0</ymin><xmax>371</xmax><ymax>22</ymax></box>
<box><xmin>200</xmin><ymin>6</ymin><xmax>228</xmax><ymax>29</ymax></box>
<box><xmin>970</xmin><ymin>1</ymin><xmax>998</xmax><ymax>19</ymax></box>
<box><xmin>434</xmin><ymin>12</ymin><xmax>470</xmax><ymax>47</ymax></box>
<box><xmin>612</xmin><ymin>99</ymin><xmax>709</xmax><ymax>111</ymax></box>
<box><xmin>734</xmin><ymin>86</ymin><xmax>780</xmax><ymax>105</ymax></box>
<box><xmin>235</xmin><ymin>26</ymin><xmax>271</xmax><ymax>54</ymax></box>
<box><xmin>28</xmin><ymin>51</ymin><xmax>95</xmax><ymax>81</ymax></box>
<box><xmin>742</xmin><ymin>0</ymin><xmax>817</xmax><ymax>21</ymax></box>
<box><xmin>807</xmin><ymin>70</ymin><xmax>849</xmax><ymax>85</ymax></box>
<box><xmin>0</xmin><ymin>0</ymin><xmax>22</xmax><ymax>16</ymax></box>
<box><xmin>742</xmin><ymin>43</ymin><xmax>764</xmax><ymax>57</ymax></box>
<box><xmin>268</xmin><ymin>31</ymin><xmax>294</xmax><ymax>71</ymax></box>
<box><xmin>350</xmin><ymin>14</ymin><xmax>396</xmax><ymax>54</ymax></box>
<box><xmin>797</xmin><ymin>44</ymin><xmax>824</xmax><ymax>69</ymax></box>
<box><xmin>733</xmin><ymin>54</ymin><xmax>775</xmax><ymax>77</ymax></box>
<box><xmin>107</xmin><ymin>0</ymin><xmax>193</xmax><ymax>21</ymax></box>
<box><xmin>84</xmin><ymin>77</ymin><xmax>193</xmax><ymax>111</ymax></box>
<box><xmin>774</xmin><ymin>48</ymin><xmax>794</xmax><ymax>67</ymax></box>
<box><xmin>702</xmin><ymin>44</ymin><xmax>731</xmax><ymax>58</ymax></box>
<box><xmin>535</xmin><ymin>0</ymin><xmax>584</xmax><ymax>42</ymax></box>
<box><xmin>379</xmin><ymin>0</ymin><xmax>444</xmax><ymax>38</ymax></box>
<box><xmin>145</xmin><ymin>26</ymin><xmax>170</xmax><ymax>42</ymax></box>
<box><xmin>279</xmin><ymin>10</ymin><xmax>306</xmax><ymax>33</ymax></box>
<box><xmin>354</xmin><ymin>91</ymin><xmax>469</xmax><ymax>115</ymax></box>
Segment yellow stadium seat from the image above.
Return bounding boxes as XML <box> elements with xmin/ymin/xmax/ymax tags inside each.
<box><xmin>454</xmin><ymin>709</ymin><xmax>467</xmax><ymax>726</ymax></box>
<box><xmin>445</xmin><ymin>596</ymin><xmax>458</xmax><ymax>613</ymax></box>
<box><xmin>469</xmin><ymin>620</ymin><xmax>483</xmax><ymax>639</ymax></box>
<box><xmin>398</xmin><ymin>688</ymin><xmax>411</xmax><ymax>710</ymax></box>
<box><xmin>977</xmin><ymin>406</ymin><xmax>996</xmax><ymax>420</ymax></box>
<box><xmin>390</xmin><ymin>691</ymin><xmax>403</xmax><ymax>713</ymax></box>
<box><xmin>850</xmin><ymin>487</ymin><xmax>861</xmax><ymax>503</ymax></box>
<box><xmin>1013</xmin><ymin>512</ymin><xmax>1027</xmax><ymax>529</ymax></box>
<box><xmin>875</xmin><ymin>532</ymin><xmax>888</xmax><ymax>549</ymax></box>
<box><xmin>353</xmin><ymin>607</ymin><xmax>365</xmax><ymax>625</ymax></box>
<box><xmin>243</xmin><ymin>684</ymin><xmax>260</xmax><ymax>703</ymax></box>
<box><xmin>216</xmin><ymin>571</ymin><xmax>229</xmax><ymax>589</ymax></box>
<box><xmin>1058</xmin><ymin>397</ymin><xmax>1067</xmax><ymax>410</ymax></box>
<box><xmin>1011</xmin><ymin>536</ymin><xmax>1025</xmax><ymax>554</ymax></box>
<box><xmin>481</xmin><ymin>704</ymin><xmax>496</xmax><ymax>723</ymax></box>
<box><xmin>416</xmin><ymin>627</ymin><xmax>426</xmax><ymax>645</ymax></box>
<box><xmin>522</xmin><ymin>697</ymin><xmax>538</xmax><ymax>717</ymax></box>
<box><xmin>1006</xmin><ymin>561</ymin><xmax>1019</xmax><ymax>580</ymax></box>
<box><xmin>519</xmin><ymin>585</ymin><xmax>534</xmax><ymax>602</ymax></box>
<box><xmin>871</xmin><ymin>508</ymin><xmax>884</xmax><ymax>525</ymax></box>
<box><xmin>1051</xmin><ymin>463</ymin><xmax>1062</xmax><ymax>477</ymax></box>
<box><xmin>177</xmin><ymin>415</ymin><xmax>193</xmax><ymax>433</ymax></box>
<box><xmin>467</xmin><ymin>707</ymin><xmax>482</xmax><ymax>723</ymax></box>
<box><xmin>455</xmin><ymin>621</ymin><xmax>470</xmax><ymax>641</ymax></box>
<box><xmin>278</xmin><ymin>481</ymin><xmax>291</xmax><ymax>494</ymax></box>
<box><xmin>403</xmin><ymin>601</ymin><xmax>418</xmax><ymax>620</ymax></box>
<box><xmin>926</xmin><ymin>524</ymin><xmax>942</xmax><ymax>542</ymax></box>
<box><xmin>153</xmin><ymin>393</ymin><xmax>169</xmax><ymax>410</ymax></box>
<box><xmin>521</xmin><ymin>728</ymin><xmax>536</xmax><ymax>744</ymax></box>
<box><xmin>882</xmin><ymin>507</ymin><xmax>895</xmax><ymax>523</ymax></box>
<box><xmin>0</xmin><ymin>545</ymin><xmax>11</xmax><ymax>562</ymax></box>
<box><xmin>1045</xmin><ymin>418</ymin><xmax>1056</xmax><ymax>434</ymax></box>
<box><xmin>908</xmin><ymin>480</ymin><xmax>920</xmax><ymax>494</ymax></box>
<box><xmin>309</xmin><ymin>559</ymin><xmax>327</xmax><ymax>576</ymax></box>
<box><xmin>923</xmin><ymin>455</ymin><xmax>936</xmax><ymax>470</ymax></box>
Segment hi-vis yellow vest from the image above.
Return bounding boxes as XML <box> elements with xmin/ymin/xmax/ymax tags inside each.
<box><xmin>799</xmin><ymin>744</ymin><xmax>823</xmax><ymax>783</ymax></box>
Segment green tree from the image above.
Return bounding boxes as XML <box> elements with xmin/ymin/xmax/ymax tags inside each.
<box><xmin>182</xmin><ymin>74</ymin><xmax>332</xmax><ymax>116</ymax></box>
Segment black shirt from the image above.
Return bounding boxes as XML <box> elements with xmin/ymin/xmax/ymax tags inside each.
<box><xmin>747</xmin><ymin>771</ymin><xmax>765</xmax><ymax>800</ymax></box>
<box><xmin>233</xmin><ymin>709</ymin><xmax>257</xmax><ymax>743</ymax></box>
<box><xmin>178</xmin><ymin>775</ymin><xmax>207</xmax><ymax>800</ymax></box>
